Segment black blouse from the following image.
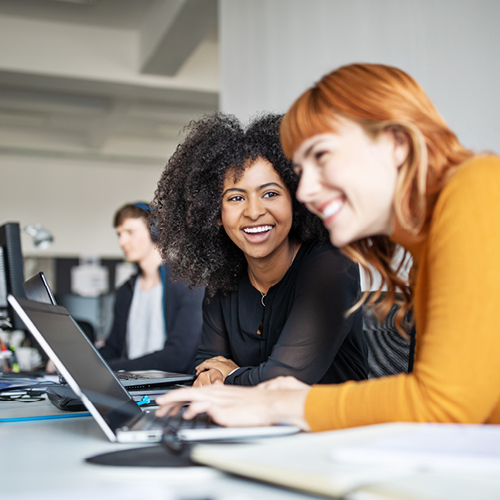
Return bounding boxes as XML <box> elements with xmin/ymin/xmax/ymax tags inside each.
<box><xmin>196</xmin><ymin>241</ymin><xmax>369</xmax><ymax>386</ymax></box>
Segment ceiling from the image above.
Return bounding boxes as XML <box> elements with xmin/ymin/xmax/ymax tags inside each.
<box><xmin>0</xmin><ymin>0</ymin><xmax>219</xmax><ymax>165</ymax></box>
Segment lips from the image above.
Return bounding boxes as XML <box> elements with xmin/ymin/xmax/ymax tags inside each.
<box><xmin>318</xmin><ymin>197</ymin><xmax>344</xmax><ymax>222</ymax></box>
<box><xmin>242</xmin><ymin>225</ymin><xmax>273</xmax><ymax>234</ymax></box>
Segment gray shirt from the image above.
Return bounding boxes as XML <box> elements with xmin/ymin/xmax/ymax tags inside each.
<box><xmin>127</xmin><ymin>283</ymin><xmax>165</xmax><ymax>359</ymax></box>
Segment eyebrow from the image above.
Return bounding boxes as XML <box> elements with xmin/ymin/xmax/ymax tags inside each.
<box><xmin>222</xmin><ymin>182</ymin><xmax>283</xmax><ymax>197</ymax></box>
<box><xmin>303</xmin><ymin>139</ymin><xmax>322</xmax><ymax>158</ymax></box>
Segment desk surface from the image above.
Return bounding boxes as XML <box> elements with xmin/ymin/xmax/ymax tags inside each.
<box><xmin>4</xmin><ymin>397</ymin><xmax>500</xmax><ymax>500</ymax></box>
<box><xmin>0</xmin><ymin>397</ymin><xmax>323</xmax><ymax>500</ymax></box>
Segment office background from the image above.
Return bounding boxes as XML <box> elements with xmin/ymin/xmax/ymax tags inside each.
<box><xmin>1</xmin><ymin>0</ymin><xmax>499</xmax><ymax>261</ymax></box>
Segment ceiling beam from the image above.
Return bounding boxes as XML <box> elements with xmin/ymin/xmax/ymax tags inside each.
<box><xmin>140</xmin><ymin>0</ymin><xmax>217</xmax><ymax>77</ymax></box>
<box><xmin>0</xmin><ymin>70</ymin><xmax>218</xmax><ymax>109</ymax></box>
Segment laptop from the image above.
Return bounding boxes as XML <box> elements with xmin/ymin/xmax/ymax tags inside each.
<box><xmin>22</xmin><ymin>272</ymin><xmax>194</xmax><ymax>389</ymax></box>
<box><xmin>8</xmin><ymin>295</ymin><xmax>300</xmax><ymax>443</ymax></box>
<box><xmin>23</xmin><ymin>271</ymin><xmax>57</xmax><ymax>305</ymax></box>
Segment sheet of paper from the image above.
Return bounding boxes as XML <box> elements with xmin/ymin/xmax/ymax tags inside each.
<box><xmin>330</xmin><ymin>423</ymin><xmax>500</xmax><ymax>475</ymax></box>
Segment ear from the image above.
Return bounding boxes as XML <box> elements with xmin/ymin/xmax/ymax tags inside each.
<box><xmin>217</xmin><ymin>218</ymin><xmax>223</xmax><ymax>227</ymax></box>
<box><xmin>389</xmin><ymin>126</ymin><xmax>410</xmax><ymax>169</ymax></box>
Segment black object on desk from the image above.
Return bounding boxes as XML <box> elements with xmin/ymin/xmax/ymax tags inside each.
<box><xmin>85</xmin><ymin>443</ymin><xmax>201</xmax><ymax>468</ymax></box>
<box><xmin>46</xmin><ymin>385</ymin><xmax>87</xmax><ymax>412</ymax></box>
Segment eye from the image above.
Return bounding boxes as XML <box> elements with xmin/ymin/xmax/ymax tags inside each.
<box><xmin>314</xmin><ymin>150</ymin><xmax>327</xmax><ymax>162</ymax></box>
<box><xmin>263</xmin><ymin>191</ymin><xmax>279</xmax><ymax>199</ymax></box>
<box><xmin>227</xmin><ymin>194</ymin><xmax>244</xmax><ymax>202</ymax></box>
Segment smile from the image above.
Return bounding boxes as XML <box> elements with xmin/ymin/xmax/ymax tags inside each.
<box><xmin>242</xmin><ymin>225</ymin><xmax>273</xmax><ymax>234</ymax></box>
<box><xmin>320</xmin><ymin>198</ymin><xmax>344</xmax><ymax>221</ymax></box>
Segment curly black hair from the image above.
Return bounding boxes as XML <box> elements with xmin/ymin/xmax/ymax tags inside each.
<box><xmin>152</xmin><ymin>113</ymin><xmax>328</xmax><ymax>297</ymax></box>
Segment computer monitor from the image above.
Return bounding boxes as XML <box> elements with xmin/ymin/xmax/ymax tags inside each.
<box><xmin>0</xmin><ymin>222</ymin><xmax>26</xmax><ymax>330</ymax></box>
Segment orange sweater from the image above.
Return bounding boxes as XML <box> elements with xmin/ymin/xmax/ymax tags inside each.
<box><xmin>305</xmin><ymin>155</ymin><xmax>500</xmax><ymax>431</ymax></box>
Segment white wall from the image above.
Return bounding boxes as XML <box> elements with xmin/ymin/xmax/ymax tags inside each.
<box><xmin>0</xmin><ymin>5</ymin><xmax>219</xmax><ymax>260</ymax></box>
<box><xmin>3</xmin><ymin>0</ymin><xmax>499</xmax><ymax>262</ymax></box>
<box><xmin>219</xmin><ymin>0</ymin><xmax>500</xmax><ymax>290</ymax></box>
<box><xmin>1</xmin><ymin>154</ymin><xmax>164</xmax><ymax>258</ymax></box>
<box><xmin>220</xmin><ymin>0</ymin><xmax>500</xmax><ymax>154</ymax></box>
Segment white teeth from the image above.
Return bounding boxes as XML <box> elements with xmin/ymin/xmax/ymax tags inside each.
<box><xmin>322</xmin><ymin>200</ymin><xmax>343</xmax><ymax>219</ymax></box>
<box><xmin>243</xmin><ymin>225</ymin><xmax>273</xmax><ymax>234</ymax></box>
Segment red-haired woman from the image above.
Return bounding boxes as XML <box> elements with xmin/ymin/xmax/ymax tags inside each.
<box><xmin>155</xmin><ymin>63</ymin><xmax>500</xmax><ymax>431</ymax></box>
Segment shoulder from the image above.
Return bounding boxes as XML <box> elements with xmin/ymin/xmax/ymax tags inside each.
<box><xmin>202</xmin><ymin>289</ymin><xmax>225</xmax><ymax>315</ymax></box>
<box><xmin>430</xmin><ymin>155</ymin><xmax>500</xmax><ymax>250</ymax></box>
<box><xmin>113</xmin><ymin>274</ymin><xmax>137</xmax><ymax>309</ymax></box>
<box><xmin>295</xmin><ymin>240</ymin><xmax>358</xmax><ymax>283</ymax></box>
<box><xmin>435</xmin><ymin>155</ymin><xmax>500</xmax><ymax>219</ymax></box>
<box><xmin>454</xmin><ymin>154</ymin><xmax>500</xmax><ymax>176</ymax></box>
<box><xmin>160</xmin><ymin>262</ymin><xmax>171</xmax><ymax>280</ymax></box>
<box><xmin>299</xmin><ymin>240</ymin><xmax>354</xmax><ymax>269</ymax></box>
<box><xmin>441</xmin><ymin>155</ymin><xmax>500</xmax><ymax>201</ymax></box>
<box><xmin>116</xmin><ymin>273</ymin><xmax>137</xmax><ymax>294</ymax></box>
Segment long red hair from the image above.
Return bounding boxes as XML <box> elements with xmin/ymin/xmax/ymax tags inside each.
<box><xmin>281</xmin><ymin>63</ymin><xmax>473</xmax><ymax>331</ymax></box>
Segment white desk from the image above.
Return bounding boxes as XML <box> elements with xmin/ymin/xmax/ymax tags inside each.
<box><xmin>0</xmin><ymin>397</ymin><xmax>321</xmax><ymax>500</ymax></box>
<box><xmin>4</xmin><ymin>397</ymin><xmax>500</xmax><ymax>500</ymax></box>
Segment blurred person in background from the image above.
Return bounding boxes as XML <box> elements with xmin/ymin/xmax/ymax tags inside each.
<box><xmin>99</xmin><ymin>202</ymin><xmax>204</xmax><ymax>373</ymax></box>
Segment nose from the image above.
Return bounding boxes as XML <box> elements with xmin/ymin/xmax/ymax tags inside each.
<box><xmin>118</xmin><ymin>233</ymin><xmax>128</xmax><ymax>248</ymax></box>
<box><xmin>244</xmin><ymin>195</ymin><xmax>265</xmax><ymax>220</ymax></box>
<box><xmin>296</xmin><ymin>165</ymin><xmax>321</xmax><ymax>204</ymax></box>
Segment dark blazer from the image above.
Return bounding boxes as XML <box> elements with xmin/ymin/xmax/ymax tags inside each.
<box><xmin>99</xmin><ymin>263</ymin><xmax>204</xmax><ymax>373</ymax></box>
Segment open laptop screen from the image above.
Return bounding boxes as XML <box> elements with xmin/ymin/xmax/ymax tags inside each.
<box><xmin>23</xmin><ymin>272</ymin><xmax>57</xmax><ymax>305</ymax></box>
<box><xmin>9</xmin><ymin>297</ymin><xmax>140</xmax><ymax>435</ymax></box>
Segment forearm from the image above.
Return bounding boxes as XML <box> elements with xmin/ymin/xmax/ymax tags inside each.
<box><xmin>304</xmin><ymin>358</ymin><xmax>500</xmax><ymax>432</ymax></box>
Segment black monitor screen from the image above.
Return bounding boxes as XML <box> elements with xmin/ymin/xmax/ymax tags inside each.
<box><xmin>0</xmin><ymin>222</ymin><xmax>26</xmax><ymax>330</ymax></box>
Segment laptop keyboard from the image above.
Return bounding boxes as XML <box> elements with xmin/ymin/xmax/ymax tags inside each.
<box><xmin>117</xmin><ymin>373</ymin><xmax>144</xmax><ymax>380</ymax></box>
<box><xmin>131</xmin><ymin>407</ymin><xmax>219</xmax><ymax>433</ymax></box>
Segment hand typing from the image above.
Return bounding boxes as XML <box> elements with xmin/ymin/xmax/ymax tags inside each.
<box><xmin>155</xmin><ymin>378</ymin><xmax>311</xmax><ymax>431</ymax></box>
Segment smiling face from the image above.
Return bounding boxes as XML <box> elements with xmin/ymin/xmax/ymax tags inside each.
<box><xmin>292</xmin><ymin>116</ymin><xmax>408</xmax><ymax>248</ymax></box>
<box><xmin>220</xmin><ymin>157</ymin><xmax>293</xmax><ymax>262</ymax></box>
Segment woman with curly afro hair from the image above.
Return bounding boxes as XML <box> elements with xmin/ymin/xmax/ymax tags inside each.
<box><xmin>153</xmin><ymin>113</ymin><xmax>368</xmax><ymax>387</ymax></box>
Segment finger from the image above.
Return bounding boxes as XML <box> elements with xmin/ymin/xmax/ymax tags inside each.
<box><xmin>194</xmin><ymin>371</ymin><xmax>212</xmax><ymax>387</ymax></box>
<box><xmin>155</xmin><ymin>406</ymin><xmax>169</xmax><ymax>417</ymax></box>
<box><xmin>156</xmin><ymin>384</ymin><xmax>242</xmax><ymax>409</ymax></box>
<box><xmin>196</xmin><ymin>356</ymin><xmax>226</xmax><ymax>372</ymax></box>
<box><xmin>182</xmin><ymin>401</ymin><xmax>214</xmax><ymax>420</ymax></box>
<box><xmin>197</xmin><ymin>360</ymin><xmax>217</xmax><ymax>370</ymax></box>
<box><xmin>156</xmin><ymin>388</ymin><xmax>197</xmax><ymax>405</ymax></box>
<box><xmin>200</xmin><ymin>364</ymin><xmax>225</xmax><ymax>378</ymax></box>
<box><xmin>195</xmin><ymin>361</ymin><xmax>208</xmax><ymax>374</ymax></box>
<box><xmin>155</xmin><ymin>402</ymin><xmax>182</xmax><ymax>417</ymax></box>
